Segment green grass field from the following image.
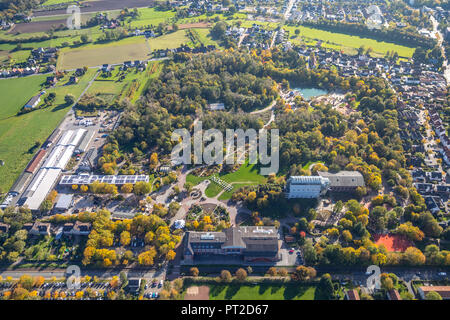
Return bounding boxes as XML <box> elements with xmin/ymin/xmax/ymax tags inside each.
<box><xmin>0</xmin><ymin>69</ymin><xmax>96</xmax><ymax>192</ymax></box>
<box><xmin>57</xmin><ymin>37</ymin><xmax>151</xmax><ymax>69</ymax></box>
<box><xmin>148</xmin><ymin>30</ymin><xmax>190</xmax><ymax>51</ymax></box>
<box><xmin>283</xmin><ymin>25</ymin><xmax>415</xmax><ymax>58</ymax></box>
<box><xmin>193</xmin><ymin>28</ymin><xmax>219</xmax><ymax>47</ymax></box>
<box><xmin>207</xmin><ymin>283</ymin><xmax>322</xmax><ymax>300</ymax></box>
<box><xmin>128</xmin><ymin>8</ymin><xmax>176</xmax><ymax>28</ymax></box>
<box><xmin>41</xmin><ymin>0</ymin><xmax>79</xmax><ymax>5</ymax></box>
<box><xmin>187</xmin><ymin>161</ymin><xmax>268</xmax><ymax>199</ymax></box>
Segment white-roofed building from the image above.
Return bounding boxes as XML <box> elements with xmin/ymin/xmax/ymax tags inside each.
<box><xmin>21</xmin><ymin>129</ymin><xmax>86</xmax><ymax>211</ymax></box>
<box><xmin>285</xmin><ymin>176</ymin><xmax>330</xmax><ymax>199</ymax></box>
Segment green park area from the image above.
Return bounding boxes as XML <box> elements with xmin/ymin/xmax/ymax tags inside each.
<box><xmin>206</xmin><ymin>283</ymin><xmax>323</xmax><ymax>300</ymax></box>
<box><xmin>0</xmin><ymin>69</ymin><xmax>97</xmax><ymax>192</ymax></box>
<box><xmin>186</xmin><ymin>161</ymin><xmax>268</xmax><ymax>200</ymax></box>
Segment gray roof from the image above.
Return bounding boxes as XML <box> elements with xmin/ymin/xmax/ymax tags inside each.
<box><xmin>25</xmin><ymin>95</ymin><xmax>40</xmax><ymax>107</ymax></box>
<box><xmin>186</xmin><ymin>227</ymin><xmax>278</xmax><ymax>254</ymax></box>
<box><xmin>317</xmin><ymin>171</ymin><xmax>365</xmax><ymax>187</ymax></box>
<box><xmin>54</xmin><ymin>194</ymin><xmax>73</xmax><ymax>210</ymax></box>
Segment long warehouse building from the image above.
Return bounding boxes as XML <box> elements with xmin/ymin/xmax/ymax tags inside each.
<box><xmin>21</xmin><ymin>129</ymin><xmax>87</xmax><ymax>211</ymax></box>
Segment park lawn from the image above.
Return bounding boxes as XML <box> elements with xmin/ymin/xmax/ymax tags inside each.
<box><xmin>186</xmin><ymin>173</ymin><xmax>207</xmax><ymax>185</ymax></box>
<box><xmin>203</xmin><ymin>161</ymin><xmax>268</xmax><ymax>198</ymax></box>
<box><xmin>283</xmin><ymin>25</ymin><xmax>415</xmax><ymax>58</ymax></box>
<box><xmin>147</xmin><ymin>30</ymin><xmax>190</xmax><ymax>51</ymax></box>
<box><xmin>208</xmin><ymin>284</ymin><xmax>321</xmax><ymax>300</ymax></box>
<box><xmin>218</xmin><ymin>183</ymin><xmax>249</xmax><ymax>201</ymax></box>
<box><xmin>0</xmin><ymin>69</ymin><xmax>96</xmax><ymax>192</ymax></box>
<box><xmin>205</xmin><ymin>182</ymin><xmax>222</xmax><ymax>198</ymax></box>
<box><xmin>221</xmin><ymin>161</ymin><xmax>267</xmax><ymax>185</ymax></box>
<box><xmin>57</xmin><ymin>36</ymin><xmax>151</xmax><ymax>69</ymax></box>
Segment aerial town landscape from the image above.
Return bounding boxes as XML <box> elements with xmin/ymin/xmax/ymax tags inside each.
<box><xmin>0</xmin><ymin>0</ymin><xmax>449</xmax><ymax>304</ymax></box>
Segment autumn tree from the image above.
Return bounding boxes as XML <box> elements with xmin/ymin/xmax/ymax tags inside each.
<box><xmin>121</xmin><ymin>183</ymin><xmax>133</xmax><ymax>194</ymax></box>
<box><xmin>220</xmin><ymin>270</ymin><xmax>232</xmax><ymax>283</ymax></box>
<box><xmin>138</xmin><ymin>247</ymin><xmax>157</xmax><ymax>266</ymax></box>
<box><xmin>190</xmin><ymin>267</ymin><xmax>199</xmax><ymax>277</ymax></box>
<box><xmin>120</xmin><ymin>231</ymin><xmax>131</xmax><ymax>246</ymax></box>
<box><xmin>149</xmin><ymin>152</ymin><xmax>159</xmax><ymax>170</ymax></box>
<box><xmin>235</xmin><ymin>268</ymin><xmax>247</xmax><ymax>281</ymax></box>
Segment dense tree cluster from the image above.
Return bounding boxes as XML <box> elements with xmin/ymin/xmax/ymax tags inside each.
<box><xmin>141</xmin><ymin>51</ymin><xmax>277</xmax><ymax>114</ymax></box>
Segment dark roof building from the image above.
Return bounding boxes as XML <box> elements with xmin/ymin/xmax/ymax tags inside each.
<box><xmin>317</xmin><ymin>171</ymin><xmax>365</xmax><ymax>192</ymax></box>
<box><xmin>127</xmin><ymin>279</ymin><xmax>141</xmax><ymax>293</ymax></box>
<box><xmin>184</xmin><ymin>226</ymin><xmax>280</xmax><ymax>263</ymax></box>
<box><xmin>24</xmin><ymin>95</ymin><xmax>41</xmax><ymax>109</ymax></box>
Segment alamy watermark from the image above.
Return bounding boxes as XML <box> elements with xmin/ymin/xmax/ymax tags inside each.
<box><xmin>171</xmin><ymin>121</ymin><xmax>279</xmax><ymax>175</ymax></box>
<box><xmin>366</xmin><ymin>265</ymin><xmax>381</xmax><ymax>290</ymax></box>
<box><xmin>66</xmin><ymin>265</ymin><xmax>81</xmax><ymax>291</ymax></box>
<box><xmin>66</xmin><ymin>5</ymin><xmax>81</xmax><ymax>30</ymax></box>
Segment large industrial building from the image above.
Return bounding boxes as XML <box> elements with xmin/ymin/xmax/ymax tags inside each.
<box><xmin>285</xmin><ymin>176</ymin><xmax>330</xmax><ymax>198</ymax></box>
<box><xmin>20</xmin><ymin>129</ymin><xmax>87</xmax><ymax>211</ymax></box>
<box><xmin>183</xmin><ymin>226</ymin><xmax>280</xmax><ymax>263</ymax></box>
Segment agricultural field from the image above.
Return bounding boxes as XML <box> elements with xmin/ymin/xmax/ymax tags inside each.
<box><xmin>283</xmin><ymin>25</ymin><xmax>415</xmax><ymax>58</ymax></box>
<box><xmin>0</xmin><ymin>69</ymin><xmax>96</xmax><ymax>192</ymax></box>
<box><xmin>127</xmin><ymin>7</ymin><xmax>176</xmax><ymax>28</ymax></box>
<box><xmin>191</xmin><ymin>28</ymin><xmax>219</xmax><ymax>47</ymax></box>
<box><xmin>57</xmin><ymin>36</ymin><xmax>151</xmax><ymax>69</ymax></box>
<box><xmin>207</xmin><ymin>283</ymin><xmax>323</xmax><ymax>300</ymax></box>
<box><xmin>0</xmin><ymin>49</ymin><xmax>30</xmax><ymax>65</ymax></box>
<box><xmin>147</xmin><ymin>30</ymin><xmax>190</xmax><ymax>51</ymax></box>
<box><xmin>41</xmin><ymin>0</ymin><xmax>81</xmax><ymax>5</ymax></box>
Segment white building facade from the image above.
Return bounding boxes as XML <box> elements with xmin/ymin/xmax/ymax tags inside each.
<box><xmin>285</xmin><ymin>176</ymin><xmax>330</xmax><ymax>199</ymax></box>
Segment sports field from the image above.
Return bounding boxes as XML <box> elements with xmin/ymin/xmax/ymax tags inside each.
<box><xmin>374</xmin><ymin>234</ymin><xmax>413</xmax><ymax>252</ymax></box>
<box><xmin>0</xmin><ymin>69</ymin><xmax>96</xmax><ymax>192</ymax></box>
<box><xmin>206</xmin><ymin>283</ymin><xmax>322</xmax><ymax>300</ymax></box>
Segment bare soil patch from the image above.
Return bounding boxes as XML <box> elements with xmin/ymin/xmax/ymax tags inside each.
<box><xmin>9</xmin><ymin>19</ymin><xmax>66</xmax><ymax>34</ymax></box>
<box><xmin>185</xmin><ymin>286</ymin><xmax>210</xmax><ymax>300</ymax></box>
<box><xmin>178</xmin><ymin>22</ymin><xmax>210</xmax><ymax>29</ymax></box>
